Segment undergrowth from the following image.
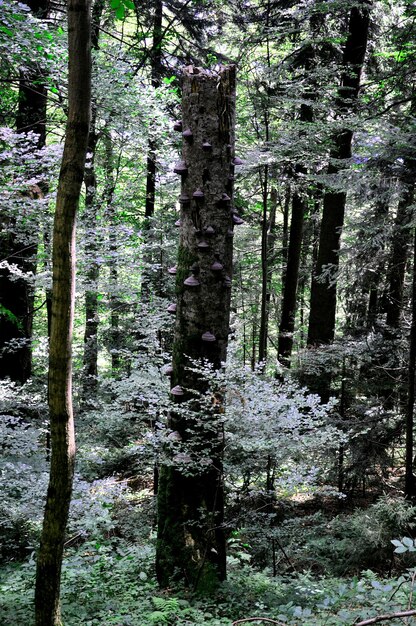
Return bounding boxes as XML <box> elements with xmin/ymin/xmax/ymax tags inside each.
<box><xmin>2</xmin><ymin>544</ymin><xmax>416</xmax><ymax>625</ymax></box>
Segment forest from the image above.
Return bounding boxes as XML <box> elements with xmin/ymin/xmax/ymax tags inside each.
<box><xmin>2</xmin><ymin>0</ymin><xmax>416</xmax><ymax>624</ymax></box>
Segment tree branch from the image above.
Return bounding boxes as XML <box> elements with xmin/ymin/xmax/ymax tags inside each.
<box><xmin>232</xmin><ymin>617</ymin><xmax>285</xmax><ymax>626</ymax></box>
<box><xmin>354</xmin><ymin>609</ymin><xmax>416</xmax><ymax>625</ymax></box>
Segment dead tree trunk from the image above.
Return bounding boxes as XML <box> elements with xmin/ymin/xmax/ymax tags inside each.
<box><xmin>35</xmin><ymin>1</ymin><xmax>91</xmax><ymax>624</ymax></box>
<box><xmin>156</xmin><ymin>64</ymin><xmax>237</xmax><ymax>592</ymax></box>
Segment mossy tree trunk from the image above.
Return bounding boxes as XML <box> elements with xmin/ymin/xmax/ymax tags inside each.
<box><xmin>35</xmin><ymin>1</ymin><xmax>91</xmax><ymax>624</ymax></box>
<box><xmin>156</xmin><ymin>65</ymin><xmax>237</xmax><ymax>592</ymax></box>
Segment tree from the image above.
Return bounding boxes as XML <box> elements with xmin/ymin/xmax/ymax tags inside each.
<box><xmin>277</xmin><ymin>24</ymin><xmax>319</xmax><ymax>366</ymax></box>
<box><xmin>306</xmin><ymin>0</ymin><xmax>370</xmax><ymax>397</ymax></box>
<box><xmin>156</xmin><ymin>64</ymin><xmax>237</xmax><ymax>591</ymax></box>
<box><xmin>82</xmin><ymin>0</ymin><xmax>105</xmax><ymax>401</ymax></box>
<box><xmin>35</xmin><ymin>0</ymin><xmax>91</xmax><ymax>623</ymax></box>
<box><xmin>0</xmin><ymin>0</ymin><xmax>49</xmax><ymax>383</ymax></box>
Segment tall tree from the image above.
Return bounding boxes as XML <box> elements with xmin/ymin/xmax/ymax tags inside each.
<box><xmin>35</xmin><ymin>1</ymin><xmax>91</xmax><ymax>624</ymax></box>
<box><xmin>157</xmin><ymin>64</ymin><xmax>237</xmax><ymax>591</ymax></box>
<box><xmin>405</xmin><ymin>227</ymin><xmax>416</xmax><ymax>502</ymax></box>
<box><xmin>307</xmin><ymin>2</ymin><xmax>370</xmax><ymax>350</ymax></box>
<box><xmin>0</xmin><ymin>0</ymin><xmax>48</xmax><ymax>382</ymax></box>
<box><xmin>82</xmin><ymin>0</ymin><xmax>105</xmax><ymax>401</ymax></box>
<box><xmin>278</xmin><ymin>44</ymin><xmax>315</xmax><ymax>366</ymax></box>
<box><xmin>145</xmin><ymin>0</ymin><xmax>163</xmax><ymax>221</ymax></box>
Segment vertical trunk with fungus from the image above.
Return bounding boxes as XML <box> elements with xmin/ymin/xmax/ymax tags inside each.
<box><xmin>156</xmin><ymin>65</ymin><xmax>237</xmax><ymax>592</ymax></box>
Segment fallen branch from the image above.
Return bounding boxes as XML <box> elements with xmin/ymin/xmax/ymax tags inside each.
<box><xmin>232</xmin><ymin>611</ymin><xmax>286</xmax><ymax>626</ymax></box>
<box><xmin>354</xmin><ymin>609</ymin><xmax>416</xmax><ymax>625</ymax></box>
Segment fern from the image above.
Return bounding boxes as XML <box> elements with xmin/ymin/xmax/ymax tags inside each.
<box><xmin>149</xmin><ymin>597</ymin><xmax>180</xmax><ymax>624</ymax></box>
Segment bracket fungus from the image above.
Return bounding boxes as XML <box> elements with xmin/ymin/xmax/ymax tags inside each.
<box><xmin>204</xmin><ymin>225</ymin><xmax>216</xmax><ymax>236</ymax></box>
<box><xmin>182</xmin><ymin>128</ymin><xmax>193</xmax><ymax>141</ymax></box>
<box><xmin>179</xmin><ymin>193</ymin><xmax>190</xmax><ymax>205</ymax></box>
<box><xmin>170</xmin><ymin>385</ymin><xmax>184</xmax><ymax>396</ymax></box>
<box><xmin>232</xmin><ymin>214</ymin><xmax>244</xmax><ymax>225</ymax></box>
<box><xmin>211</xmin><ymin>260</ymin><xmax>223</xmax><ymax>272</ymax></box>
<box><xmin>202</xmin><ymin>331</ymin><xmax>216</xmax><ymax>342</ymax></box>
<box><xmin>193</xmin><ymin>188</ymin><xmax>204</xmax><ymax>200</ymax></box>
<box><xmin>174</xmin><ymin>160</ymin><xmax>188</xmax><ymax>175</ymax></box>
<box><xmin>184</xmin><ymin>274</ymin><xmax>200</xmax><ymax>287</ymax></box>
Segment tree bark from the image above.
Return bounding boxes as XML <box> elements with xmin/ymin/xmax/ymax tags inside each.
<box><xmin>35</xmin><ymin>2</ymin><xmax>91</xmax><ymax>625</ymax></box>
<box><xmin>0</xmin><ymin>0</ymin><xmax>48</xmax><ymax>382</ymax></box>
<box><xmin>258</xmin><ymin>164</ymin><xmax>269</xmax><ymax>364</ymax></box>
<box><xmin>278</xmin><ymin>183</ymin><xmax>305</xmax><ymax>366</ymax></box>
<box><xmin>82</xmin><ymin>111</ymin><xmax>99</xmax><ymax>398</ymax></box>
<box><xmin>156</xmin><ymin>64</ymin><xmax>236</xmax><ymax>592</ymax></box>
<box><xmin>82</xmin><ymin>0</ymin><xmax>105</xmax><ymax>401</ymax></box>
<box><xmin>145</xmin><ymin>0</ymin><xmax>163</xmax><ymax>220</ymax></box>
<box><xmin>405</xmin><ymin>228</ymin><xmax>416</xmax><ymax>502</ymax></box>
<box><xmin>385</xmin><ymin>176</ymin><xmax>415</xmax><ymax>329</ymax></box>
<box><xmin>307</xmin><ymin>2</ymin><xmax>370</xmax><ymax>349</ymax></box>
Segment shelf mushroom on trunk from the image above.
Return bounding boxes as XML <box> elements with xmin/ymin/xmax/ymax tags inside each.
<box><xmin>156</xmin><ymin>64</ymin><xmax>237</xmax><ymax>593</ymax></box>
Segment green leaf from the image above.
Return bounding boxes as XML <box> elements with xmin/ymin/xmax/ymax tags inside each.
<box><xmin>110</xmin><ymin>0</ymin><xmax>120</xmax><ymax>8</ymax></box>
<box><xmin>115</xmin><ymin>4</ymin><xmax>125</xmax><ymax>19</ymax></box>
<box><xmin>0</xmin><ymin>25</ymin><xmax>13</xmax><ymax>36</ymax></box>
<box><xmin>124</xmin><ymin>0</ymin><xmax>135</xmax><ymax>8</ymax></box>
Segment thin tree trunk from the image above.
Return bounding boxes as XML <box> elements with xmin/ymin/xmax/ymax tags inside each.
<box><xmin>278</xmin><ymin>79</ymin><xmax>314</xmax><ymax>366</ymax></box>
<box><xmin>156</xmin><ymin>65</ymin><xmax>236</xmax><ymax>591</ymax></box>
<box><xmin>278</xmin><ymin>188</ymin><xmax>305</xmax><ymax>366</ymax></box>
<box><xmin>281</xmin><ymin>185</ymin><xmax>290</xmax><ymax>289</ymax></box>
<box><xmin>82</xmin><ymin>0</ymin><xmax>105</xmax><ymax>400</ymax></box>
<box><xmin>141</xmin><ymin>0</ymin><xmax>163</xmax><ymax>300</ymax></box>
<box><xmin>366</xmin><ymin>198</ymin><xmax>390</xmax><ymax>327</ymax></box>
<box><xmin>101</xmin><ymin>134</ymin><xmax>120</xmax><ymax>372</ymax></box>
<box><xmin>258</xmin><ymin>164</ymin><xmax>269</xmax><ymax>364</ymax></box>
<box><xmin>35</xmin><ymin>2</ymin><xmax>91</xmax><ymax>624</ymax></box>
<box><xmin>82</xmin><ymin>115</ymin><xmax>99</xmax><ymax>397</ymax></box>
<box><xmin>145</xmin><ymin>0</ymin><xmax>163</xmax><ymax>220</ymax></box>
<box><xmin>385</xmin><ymin>179</ymin><xmax>415</xmax><ymax>329</ymax></box>
<box><xmin>405</xmin><ymin>228</ymin><xmax>416</xmax><ymax>502</ymax></box>
<box><xmin>258</xmin><ymin>3</ymin><xmax>272</xmax><ymax>365</ymax></box>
